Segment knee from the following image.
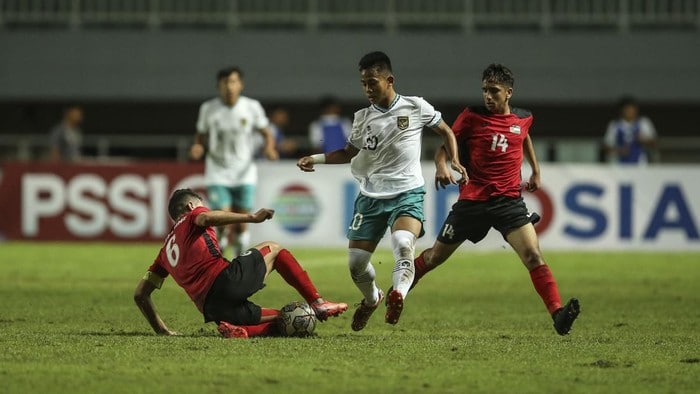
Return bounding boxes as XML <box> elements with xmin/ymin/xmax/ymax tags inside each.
<box><xmin>391</xmin><ymin>230</ymin><xmax>416</xmax><ymax>254</ymax></box>
<box><xmin>258</xmin><ymin>241</ymin><xmax>281</xmax><ymax>255</ymax></box>
<box><xmin>348</xmin><ymin>248</ymin><xmax>372</xmax><ymax>276</ymax></box>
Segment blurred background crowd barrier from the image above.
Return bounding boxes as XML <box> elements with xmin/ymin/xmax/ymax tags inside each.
<box><xmin>2</xmin><ymin>1</ymin><xmax>699</xmax><ymax>163</ymax></box>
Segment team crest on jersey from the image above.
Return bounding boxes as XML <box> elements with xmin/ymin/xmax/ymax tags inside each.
<box><xmin>240</xmin><ymin>118</ymin><xmax>248</xmax><ymax>127</ymax></box>
<box><xmin>397</xmin><ymin>116</ymin><xmax>409</xmax><ymax>130</ymax></box>
<box><xmin>509</xmin><ymin>125</ymin><xmax>521</xmax><ymax>134</ymax></box>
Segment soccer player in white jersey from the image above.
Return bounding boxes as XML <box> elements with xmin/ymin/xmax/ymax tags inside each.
<box><xmin>297</xmin><ymin>51</ymin><xmax>467</xmax><ymax>329</ymax></box>
<box><xmin>190</xmin><ymin>66</ymin><xmax>279</xmax><ymax>257</ymax></box>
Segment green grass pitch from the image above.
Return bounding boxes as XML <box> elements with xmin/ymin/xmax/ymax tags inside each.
<box><xmin>1</xmin><ymin>242</ymin><xmax>699</xmax><ymax>394</ymax></box>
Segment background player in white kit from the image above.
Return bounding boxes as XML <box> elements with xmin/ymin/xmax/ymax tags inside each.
<box><xmin>297</xmin><ymin>51</ymin><xmax>466</xmax><ymax>330</ymax></box>
<box><xmin>190</xmin><ymin>66</ymin><xmax>279</xmax><ymax>257</ymax></box>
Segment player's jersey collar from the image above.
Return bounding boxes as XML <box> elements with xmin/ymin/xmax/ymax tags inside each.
<box><xmin>372</xmin><ymin>94</ymin><xmax>401</xmax><ymax>113</ymax></box>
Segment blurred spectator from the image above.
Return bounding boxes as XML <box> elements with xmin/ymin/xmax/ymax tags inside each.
<box><xmin>255</xmin><ymin>106</ymin><xmax>298</xmax><ymax>158</ymax></box>
<box><xmin>308</xmin><ymin>95</ymin><xmax>352</xmax><ymax>153</ymax></box>
<box><xmin>49</xmin><ymin>105</ymin><xmax>83</xmax><ymax>161</ymax></box>
<box><xmin>604</xmin><ymin>96</ymin><xmax>658</xmax><ymax>164</ymax></box>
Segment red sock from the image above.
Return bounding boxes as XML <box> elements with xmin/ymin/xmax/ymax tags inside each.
<box><xmin>529</xmin><ymin>264</ymin><xmax>562</xmax><ymax>314</ymax></box>
<box><xmin>240</xmin><ymin>322</ymin><xmax>276</xmax><ymax>337</ymax></box>
<box><xmin>274</xmin><ymin>249</ymin><xmax>321</xmax><ymax>304</ymax></box>
<box><xmin>241</xmin><ymin>308</ymin><xmax>280</xmax><ymax>337</ymax></box>
<box><xmin>413</xmin><ymin>250</ymin><xmax>435</xmax><ymax>287</ymax></box>
<box><xmin>414</xmin><ymin>251</ymin><xmax>428</xmax><ymax>282</ymax></box>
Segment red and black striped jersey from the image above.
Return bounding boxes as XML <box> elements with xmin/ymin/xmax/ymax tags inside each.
<box><xmin>149</xmin><ymin>206</ymin><xmax>228</xmax><ymax>313</ymax></box>
<box><xmin>452</xmin><ymin>106</ymin><xmax>534</xmax><ymax>201</ymax></box>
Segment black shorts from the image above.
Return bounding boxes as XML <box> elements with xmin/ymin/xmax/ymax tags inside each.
<box><xmin>203</xmin><ymin>249</ymin><xmax>267</xmax><ymax>325</ymax></box>
<box><xmin>437</xmin><ymin>196</ymin><xmax>539</xmax><ymax>245</ymax></box>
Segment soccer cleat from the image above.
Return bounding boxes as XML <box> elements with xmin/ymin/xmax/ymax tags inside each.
<box><xmin>351</xmin><ymin>290</ymin><xmax>384</xmax><ymax>331</ymax></box>
<box><xmin>311</xmin><ymin>300</ymin><xmax>348</xmax><ymax>321</ymax></box>
<box><xmin>217</xmin><ymin>321</ymin><xmax>249</xmax><ymax>339</ymax></box>
<box><xmin>385</xmin><ymin>289</ymin><xmax>405</xmax><ymax>325</ymax></box>
<box><xmin>552</xmin><ymin>298</ymin><xmax>581</xmax><ymax>335</ymax></box>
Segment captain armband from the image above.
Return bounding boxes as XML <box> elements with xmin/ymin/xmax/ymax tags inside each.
<box><xmin>143</xmin><ymin>271</ymin><xmax>165</xmax><ymax>289</ymax></box>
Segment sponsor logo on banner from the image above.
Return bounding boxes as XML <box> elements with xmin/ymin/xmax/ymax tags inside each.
<box><xmin>272</xmin><ymin>184</ymin><xmax>319</xmax><ymax>234</ymax></box>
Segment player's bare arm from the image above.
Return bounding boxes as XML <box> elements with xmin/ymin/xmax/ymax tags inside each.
<box><xmin>430</xmin><ymin>120</ymin><xmax>467</xmax><ymax>182</ymax></box>
<box><xmin>522</xmin><ymin>135</ymin><xmax>541</xmax><ymax>192</ymax></box>
<box><xmin>297</xmin><ymin>144</ymin><xmax>360</xmax><ymax>172</ymax></box>
<box><xmin>258</xmin><ymin>126</ymin><xmax>279</xmax><ymax>161</ymax></box>
<box><xmin>134</xmin><ymin>274</ymin><xmax>178</xmax><ymax>336</ymax></box>
<box><xmin>194</xmin><ymin>208</ymin><xmax>275</xmax><ymax>227</ymax></box>
<box><xmin>189</xmin><ymin>133</ymin><xmax>206</xmax><ymax>160</ymax></box>
<box><xmin>434</xmin><ymin>145</ymin><xmax>468</xmax><ymax>190</ymax></box>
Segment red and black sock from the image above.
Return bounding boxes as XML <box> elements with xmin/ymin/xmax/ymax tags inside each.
<box><xmin>529</xmin><ymin>264</ymin><xmax>562</xmax><ymax>315</ymax></box>
<box><xmin>274</xmin><ymin>249</ymin><xmax>321</xmax><ymax>304</ymax></box>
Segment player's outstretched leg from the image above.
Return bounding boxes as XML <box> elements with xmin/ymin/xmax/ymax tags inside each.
<box><xmin>217</xmin><ymin>322</ymin><xmax>249</xmax><ymax>339</ymax></box>
<box><xmin>552</xmin><ymin>298</ymin><xmax>580</xmax><ymax>335</ymax></box>
<box><xmin>311</xmin><ymin>299</ymin><xmax>348</xmax><ymax>321</ymax></box>
<box><xmin>273</xmin><ymin>248</ymin><xmax>348</xmax><ymax>321</ymax></box>
<box><xmin>351</xmin><ymin>290</ymin><xmax>384</xmax><ymax>331</ymax></box>
<box><xmin>385</xmin><ymin>230</ymin><xmax>416</xmax><ymax>325</ymax></box>
<box><xmin>218</xmin><ymin>309</ymin><xmax>281</xmax><ymax>338</ymax></box>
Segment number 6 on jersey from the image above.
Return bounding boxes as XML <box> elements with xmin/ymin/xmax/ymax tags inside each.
<box><xmin>165</xmin><ymin>234</ymin><xmax>180</xmax><ymax>267</ymax></box>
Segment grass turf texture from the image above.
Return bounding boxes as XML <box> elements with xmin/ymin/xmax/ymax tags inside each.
<box><xmin>1</xmin><ymin>242</ymin><xmax>698</xmax><ymax>394</ymax></box>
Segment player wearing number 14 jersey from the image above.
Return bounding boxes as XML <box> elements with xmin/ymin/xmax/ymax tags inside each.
<box><xmin>133</xmin><ymin>189</ymin><xmax>347</xmax><ymax>338</ymax></box>
<box><xmin>408</xmin><ymin>64</ymin><xmax>580</xmax><ymax>335</ymax></box>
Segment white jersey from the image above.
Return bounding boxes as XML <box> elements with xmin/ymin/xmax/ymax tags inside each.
<box><xmin>196</xmin><ymin>96</ymin><xmax>269</xmax><ymax>186</ymax></box>
<box><xmin>348</xmin><ymin>94</ymin><xmax>442</xmax><ymax>199</ymax></box>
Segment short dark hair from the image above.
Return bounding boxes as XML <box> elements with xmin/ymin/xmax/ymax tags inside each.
<box><xmin>617</xmin><ymin>95</ymin><xmax>638</xmax><ymax>110</ymax></box>
<box><xmin>63</xmin><ymin>104</ymin><xmax>81</xmax><ymax>112</ymax></box>
<box><xmin>482</xmin><ymin>64</ymin><xmax>515</xmax><ymax>88</ymax></box>
<box><xmin>358</xmin><ymin>51</ymin><xmax>393</xmax><ymax>74</ymax></box>
<box><xmin>217</xmin><ymin>66</ymin><xmax>243</xmax><ymax>82</ymax></box>
<box><xmin>168</xmin><ymin>189</ymin><xmax>203</xmax><ymax>220</ymax></box>
<box><xmin>319</xmin><ymin>95</ymin><xmax>340</xmax><ymax>111</ymax></box>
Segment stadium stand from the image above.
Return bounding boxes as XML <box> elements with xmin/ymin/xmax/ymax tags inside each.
<box><xmin>1</xmin><ymin>0</ymin><xmax>698</xmax><ymax>32</ymax></box>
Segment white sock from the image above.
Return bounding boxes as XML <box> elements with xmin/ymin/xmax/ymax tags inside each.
<box><xmin>391</xmin><ymin>230</ymin><xmax>416</xmax><ymax>298</ymax></box>
<box><xmin>348</xmin><ymin>248</ymin><xmax>379</xmax><ymax>305</ymax></box>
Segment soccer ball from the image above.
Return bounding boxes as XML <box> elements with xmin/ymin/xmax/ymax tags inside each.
<box><xmin>277</xmin><ymin>301</ymin><xmax>317</xmax><ymax>337</ymax></box>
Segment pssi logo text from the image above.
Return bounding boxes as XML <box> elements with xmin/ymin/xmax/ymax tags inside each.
<box><xmin>22</xmin><ymin>173</ymin><xmax>201</xmax><ymax>238</ymax></box>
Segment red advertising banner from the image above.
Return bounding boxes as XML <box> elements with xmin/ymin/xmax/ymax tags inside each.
<box><xmin>0</xmin><ymin>161</ymin><xmax>205</xmax><ymax>241</ymax></box>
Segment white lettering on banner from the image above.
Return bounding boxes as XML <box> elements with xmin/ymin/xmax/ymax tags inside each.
<box><xmin>22</xmin><ymin>174</ymin><xmax>64</xmax><ymax>236</ymax></box>
<box><xmin>149</xmin><ymin>176</ymin><xmax>168</xmax><ymax>237</ymax></box>
<box><xmin>19</xmin><ymin>172</ymin><xmax>194</xmax><ymax>239</ymax></box>
<box><xmin>249</xmin><ymin>162</ymin><xmax>700</xmax><ymax>250</ymax></box>
<box><xmin>108</xmin><ymin>175</ymin><xmax>149</xmax><ymax>237</ymax></box>
<box><xmin>65</xmin><ymin>174</ymin><xmax>109</xmax><ymax>237</ymax></box>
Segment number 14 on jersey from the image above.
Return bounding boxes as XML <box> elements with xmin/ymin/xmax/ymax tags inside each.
<box><xmin>490</xmin><ymin>133</ymin><xmax>509</xmax><ymax>152</ymax></box>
